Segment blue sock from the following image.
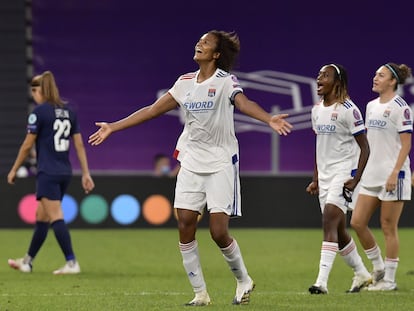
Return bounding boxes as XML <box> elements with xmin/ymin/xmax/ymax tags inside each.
<box><xmin>51</xmin><ymin>219</ymin><xmax>75</xmax><ymax>261</ymax></box>
<box><xmin>27</xmin><ymin>221</ymin><xmax>49</xmax><ymax>259</ymax></box>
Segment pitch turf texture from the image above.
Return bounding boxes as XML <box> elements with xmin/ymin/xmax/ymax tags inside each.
<box><xmin>1</xmin><ymin>229</ymin><xmax>413</xmax><ymax>310</ymax></box>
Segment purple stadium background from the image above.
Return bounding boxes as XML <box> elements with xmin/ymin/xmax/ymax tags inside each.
<box><xmin>32</xmin><ymin>0</ymin><xmax>414</xmax><ymax>174</ymax></box>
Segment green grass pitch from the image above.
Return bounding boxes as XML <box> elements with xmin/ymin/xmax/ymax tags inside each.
<box><xmin>1</xmin><ymin>228</ymin><xmax>413</xmax><ymax>310</ymax></box>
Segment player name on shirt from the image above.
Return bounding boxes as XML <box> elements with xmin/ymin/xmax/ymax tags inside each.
<box><xmin>55</xmin><ymin>108</ymin><xmax>69</xmax><ymax>118</ymax></box>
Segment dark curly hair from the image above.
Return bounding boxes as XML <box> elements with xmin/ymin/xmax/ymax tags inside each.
<box><xmin>208</xmin><ymin>30</ymin><xmax>240</xmax><ymax>72</ymax></box>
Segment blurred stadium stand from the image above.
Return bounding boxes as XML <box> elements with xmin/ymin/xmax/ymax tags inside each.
<box><xmin>0</xmin><ymin>0</ymin><xmax>31</xmax><ymax>175</ymax></box>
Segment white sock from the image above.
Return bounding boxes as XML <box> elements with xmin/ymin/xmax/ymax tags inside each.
<box><xmin>179</xmin><ymin>240</ymin><xmax>206</xmax><ymax>293</ymax></box>
<box><xmin>221</xmin><ymin>239</ymin><xmax>249</xmax><ymax>282</ymax></box>
<box><xmin>23</xmin><ymin>254</ymin><xmax>33</xmax><ymax>265</ymax></box>
<box><xmin>384</xmin><ymin>257</ymin><xmax>399</xmax><ymax>283</ymax></box>
<box><xmin>365</xmin><ymin>244</ymin><xmax>385</xmax><ymax>271</ymax></box>
<box><xmin>339</xmin><ymin>238</ymin><xmax>369</xmax><ymax>276</ymax></box>
<box><xmin>315</xmin><ymin>241</ymin><xmax>338</xmax><ymax>288</ymax></box>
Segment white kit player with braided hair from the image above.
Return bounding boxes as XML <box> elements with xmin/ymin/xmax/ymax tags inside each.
<box><xmin>351</xmin><ymin>62</ymin><xmax>413</xmax><ymax>291</ymax></box>
<box><xmin>89</xmin><ymin>30</ymin><xmax>292</xmax><ymax>306</ymax></box>
<box><xmin>307</xmin><ymin>63</ymin><xmax>372</xmax><ymax>295</ymax></box>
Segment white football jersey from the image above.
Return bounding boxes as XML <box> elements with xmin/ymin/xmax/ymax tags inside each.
<box><xmin>361</xmin><ymin>95</ymin><xmax>413</xmax><ymax>187</ymax></box>
<box><xmin>168</xmin><ymin>69</ymin><xmax>242</xmax><ymax>173</ymax></box>
<box><xmin>312</xmin><ymin>99</ymin><xmax>365</xmax><ymax>187</ymax></box>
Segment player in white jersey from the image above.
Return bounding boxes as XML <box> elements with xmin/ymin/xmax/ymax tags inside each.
<box><xmin>350</xmin><ymin>63</ymin><xmax>413</xmax><ymax>291</ymax></box>
<box><xmin>89</xmin><ymin>30</ymin><xmax>292</xmax><ymax>305</ymax></box>
<box><xmin>307</xmin><ymin>64</ymin><xmax>371</xmax><ymax>294</ymax></box>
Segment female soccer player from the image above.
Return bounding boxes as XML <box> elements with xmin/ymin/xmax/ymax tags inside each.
<box><xmin>351</xmin><ymin>63</ymin><xmax>412</xmax><ymax>291</ymax></box>
<box><xmin>7</xmin><ymin>71</ymin><xmax>95</xmax><ymax>274</ymax></box>
<box><xmin>89</xmin><ymin>30</ymin><xmax>292</xmax><ymax>305</ymax></box>
<box><xmin>307</xmin><ymin>64</ymin><xmax>371</xmax><ymax>294</ymax></box>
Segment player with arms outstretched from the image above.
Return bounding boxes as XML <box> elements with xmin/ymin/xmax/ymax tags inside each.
<box><xmin>89</xmin><ymin>30</ymin><xmax>292</xmax><ymax>305</ymax></box>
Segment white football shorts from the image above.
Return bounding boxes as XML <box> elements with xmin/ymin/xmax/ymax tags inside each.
<box><xmin>174</xmin><ymin>164</ymin><xmax>241</xmax><ymax>217</ymax></box>
<box><xmin>318</xmin><ymin>172</ymin><xmax>360</xmax><ymax>214</ymax></box>
<box><xmin>359</xmin><ymin>181</ymin><xmax>411</xmax><ymax>202</ymax></box>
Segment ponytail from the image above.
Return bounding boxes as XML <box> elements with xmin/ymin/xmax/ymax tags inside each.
<box><xmin>32</xmin><ymin>71</ymin><xmax>65</xmax><ymax>107</ymax></box>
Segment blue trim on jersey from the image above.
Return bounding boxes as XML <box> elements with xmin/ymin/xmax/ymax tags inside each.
<box><xmin>230</xmin><ymin>90</ymin><xmax>242</xmax><ymax>105</ymax></box>
<box><xmin>216</xmin><ymin>69</ymin><xmax>230</xmax><ymax>77</ymax></box>
<box><xmin>353</xmin><ymin>129</ymin><xmax>366</xmax><ymax>136</ymax></box>
<box><xmin>395</xmin><ymin>96</ymin><xmax>408</xmax><ymax>107</ymax></box>
<box><xmin>398</xmin><ymin>129</ymin><xmax>413</xmax><ymax>134</ymax></box>
<box><xmin>343</xmin><ymin>100</ymin><xmax>353</xmax><ymax>109</ymax></box>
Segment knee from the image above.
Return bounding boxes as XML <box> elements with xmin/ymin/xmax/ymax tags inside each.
<box><xmin>210</xmin><ymin>228</ymin><xmax>231</xmax><ymax>247</ymax></box>
<box><xmin>35</xmin><ymin>209</ymin><xmax>49</xmax><ymax>222</ymax></box>
<box><xmin>178</xmin><ymin>221</ymin><xmax>197</xmax><ymax>244</ymax></box>
<box><xmin>178</xmin><ymin>219</ymin><xmax>196</xmax><ymax>233</ymax></box>
<box><xmin>210</xmin><ymin>229</ymin><xmax>225</xmax><ymax>243</ymax></box>
<box><xmin>350</xmin><ymin>215</ymin><xmax>366</xmax><ymax>232</ymax></box>
<box><xmin>380</xmin><ymin>219</ymin><xmax>396</xmax><ymax>237</ymax></box>
<box><xmin>350</xmin><ymin>218</ymin><xmax>359</xmax><ymax>231</ymax></box>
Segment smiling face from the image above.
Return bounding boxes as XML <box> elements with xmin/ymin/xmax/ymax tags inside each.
<box><xmin>316</xmin><ymin>65</ymin><xmax>337</xmax><ymax>98</ymax></box>
<box><xmin>372</xmin><ymin>65</ymin><xmax>396</xmax><ymax>94</ymax></box>
<box><xmin>193</xmin><ymin>33</ymin><xmax>220</xmax><ymax>64</ymax></box>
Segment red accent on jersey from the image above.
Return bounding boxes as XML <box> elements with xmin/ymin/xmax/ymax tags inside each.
<box><xmin>180</xmin><ymin>73</ymin><xmax>196</xmax><ymax>80</ymax></box>
<box><xmin>173</xmin><ymin>149</ymin><xmax>180</xmax><ymax>159</ymax></box>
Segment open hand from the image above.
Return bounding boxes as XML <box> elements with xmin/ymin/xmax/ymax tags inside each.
<box><xmin>88</xmin><ymin>122</ymin><xmax>112</xmax><ymax>146</ymax></box>
<box><xmin>269</xmin><ymin>114</ymin><xmax>293</xmax><ymax>136</ymax></box>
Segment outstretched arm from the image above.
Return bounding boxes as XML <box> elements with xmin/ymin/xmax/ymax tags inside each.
<box><xmin>234</xmin><ymin>92</ymin><xmax>292</xmax><ymax>136</ymax></box>
<box><xmin>88</xmin><ymin>93</ymin><xmax>178</xmax><ymax>145</ymax></box>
